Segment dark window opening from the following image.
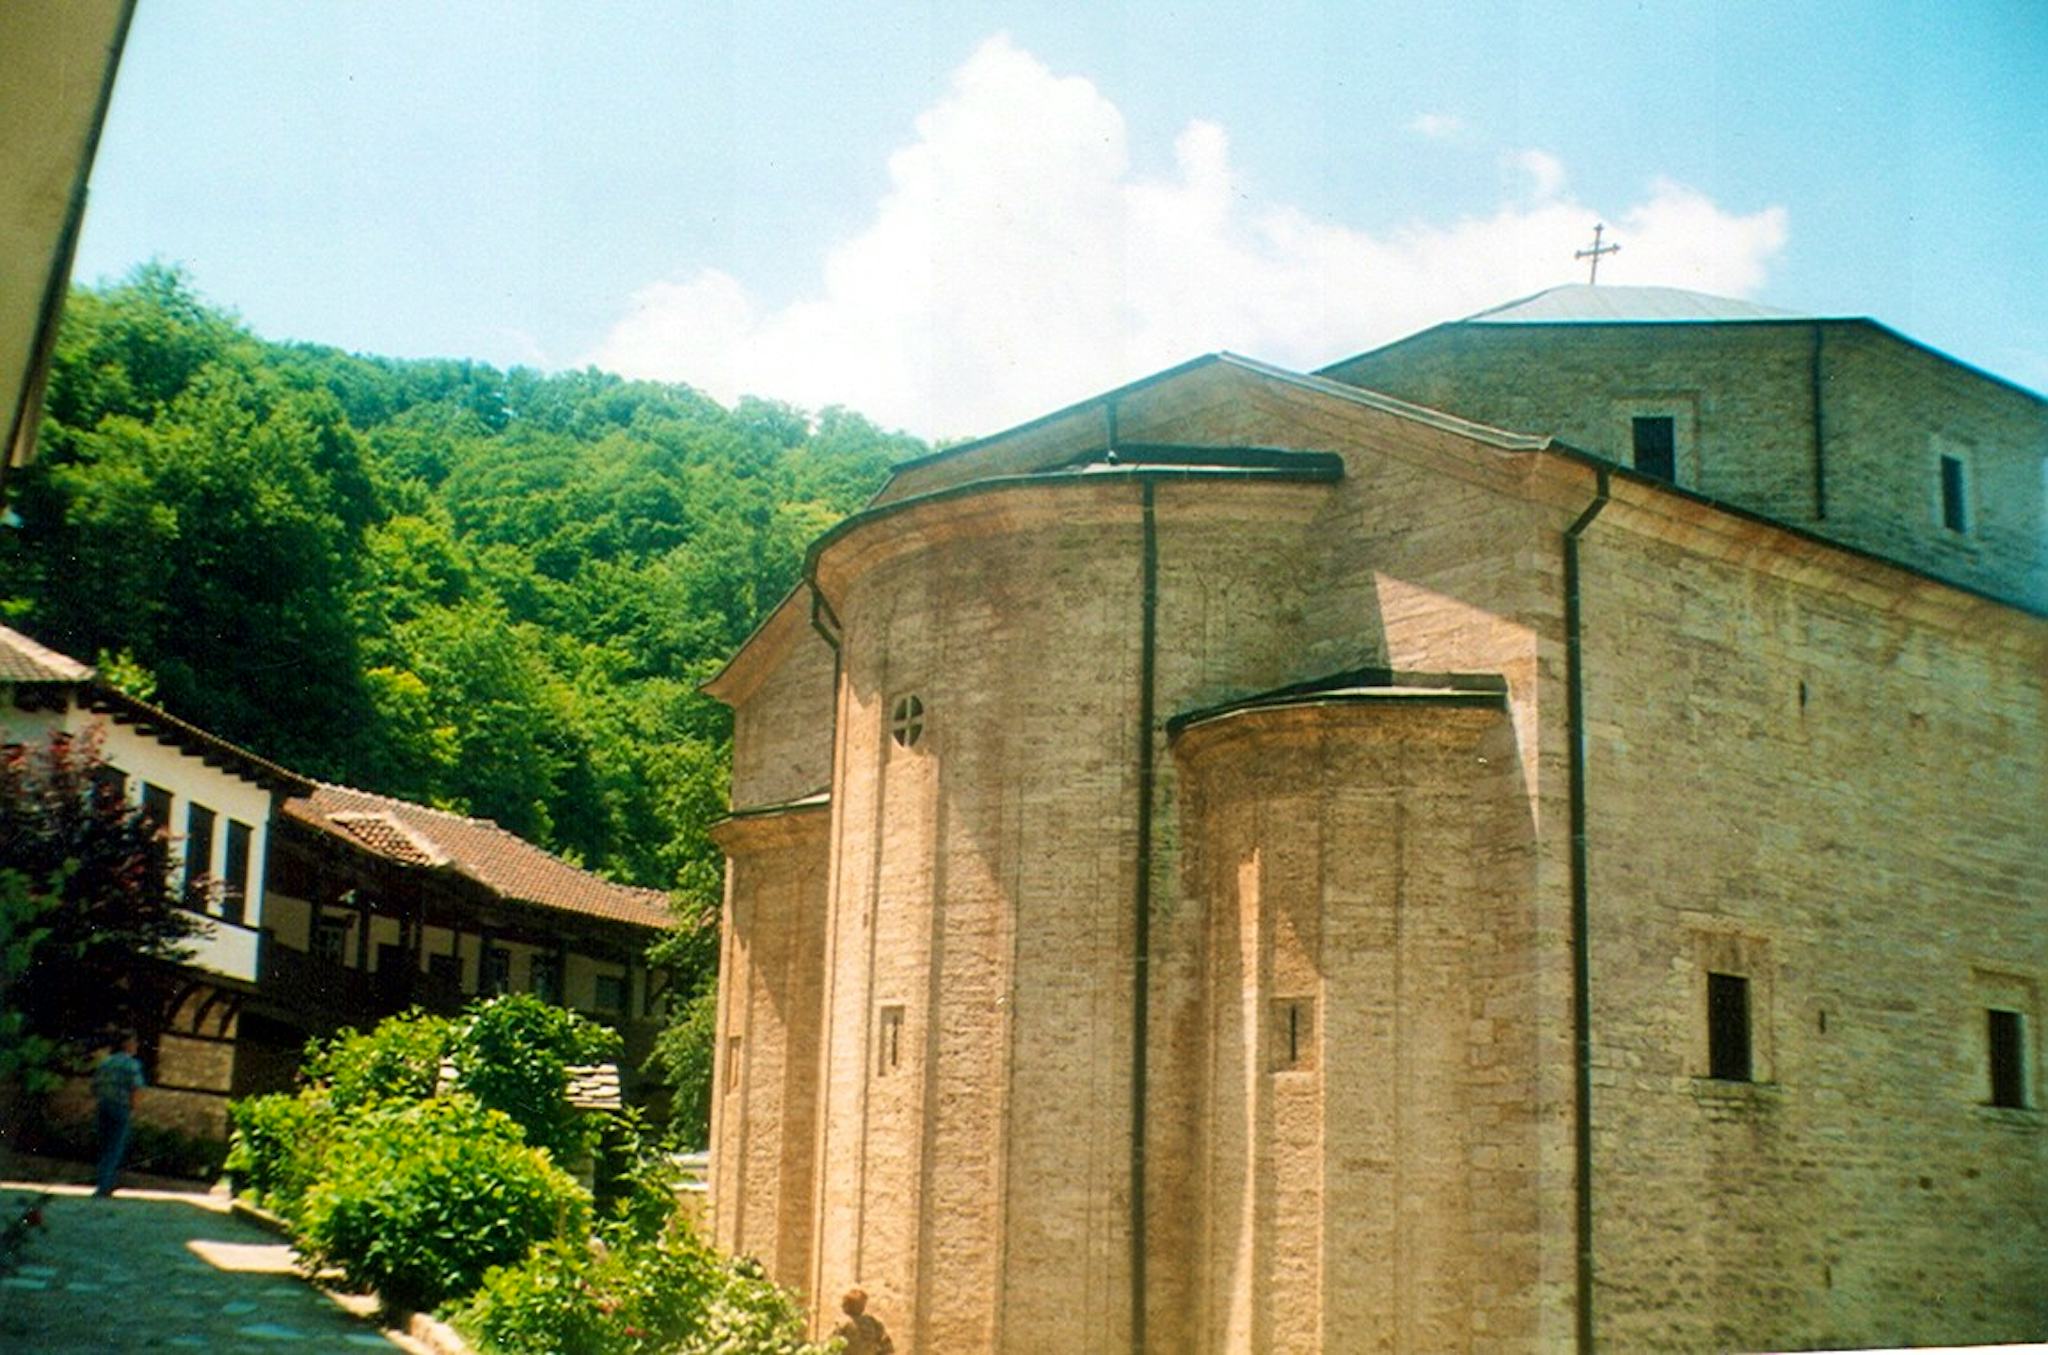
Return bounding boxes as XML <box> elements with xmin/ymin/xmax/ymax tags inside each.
<box><xmin>1707</xmin><ymin>972</ymin><xmax>1753</xmax><ymax>1081</ymax></box>
<box><xmin>878</xmin><ymin>1004</ymin><xmax>905</xmax><ymax>1075</ymax></box>
<box><xmin>313</xmin><ymin>915</ymin><xmax>350</xmax><ymax>967</ymax></box>
<box><xmin>90</xmin><ymin>763</ymin><xmax>128</xmax><ymax>810</ymax></box>
<box><xmin>1939</xmin><ymin>454</ymin><xmax>1969</xmax><ymax>534</ymax></box>
<box><xmin>725</xmin><ymin>1035</ymin><xmax>742</xmax><ymax>1091</ymax></box>
<box><xmin>221</xmin><ymin>820</ymin><xmax>253</xmax><ymax>925</ymax></box>
<box><xmin>427</xmin><ymin>951</ymin><xmax>460</xmax><ymax>983</ymax></box>
<box><xmin>1271</xmin><ymin>996</ymin><xmax>1316</xmax><ymax>1072</ymax></box>
<box><xmin>890</xmin><ymin>695</ymin><xmax>925</xmax><ymax>748</ymax></box>
<box><xmin>530</xmin><ymin>954</ymin><xmax>563</xmax><ymax>1004</ymax></box>
<box><xmin>1988</xmin><ymin>1008</ymin><xmax>2027</xmax><ymax>1109</ymax></box>
<box><xmin>594</xmin><ymin>973</ymin><xmax>627</xmax><ymax>1012</ymax></box>
<box><xmin>1632</xmin><ymin>416</ymin><xmax>1677</xmax><ymax>483</ymax></box>
<box><xmin>480</xmin><ymin>946</ymin><xmax>512</xmax><ymax>996</ymax></box>
<box><xmin>141</xmin><ymin>782</ymin><xmax>172</xmax><ymax>833</ymax></box>
<box><xmin>184</xmin><ymin>803</ymin><xmax>217</xmax><ymax>908</ymax></box>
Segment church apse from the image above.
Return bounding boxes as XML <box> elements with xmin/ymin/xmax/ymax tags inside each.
<box><xmin>1172</xmin><ymin>681</ymin><xmax>1541</xmax><ymax>1354</ymax></box>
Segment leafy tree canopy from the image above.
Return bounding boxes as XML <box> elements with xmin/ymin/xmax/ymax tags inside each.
<box><xmin>2</xmin><ymin>266</ymin><xmax>921</xmax><ymax>1029</ymax></box>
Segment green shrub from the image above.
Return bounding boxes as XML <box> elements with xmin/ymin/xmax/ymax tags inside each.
<box><xmin>224</xmin><ymin>1090</ymin><xmax>335</xmax><ymax>1219</ymax></box>
<box><xmin>457</xmin><ymin>1224</ymin><xmax>834</xmax><ymax>1355</ymax></box>
<box><xmin>447</xmin><ymin>995</ymin><xmax>621</xmax><ymax>1163</ymax></box>
<box><xmin>302</xmin><ymin>1009</ymin><xmax>451</xmax><ymax>1111</ymax></box>
<box><xmin>645</xmin><ymin>984</ymin><xmax>717</xmax><ymax>1149</ymax></box>
<box><xmin>295</xmin><ymin>1095</ymin><xmax>588</xmax><ymax>1312</ymax></box>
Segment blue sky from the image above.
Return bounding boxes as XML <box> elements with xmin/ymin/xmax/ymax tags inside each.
<box><xmin>74</xmin><ymin>1</ymin><xmax>2048</xmax><ymax>437</ymax></box>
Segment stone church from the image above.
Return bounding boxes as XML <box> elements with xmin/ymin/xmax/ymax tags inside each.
<box><xmin>704</xmin><ymin>285</ymin><xmax>2045</xmax><ymax>1353</ymax></box>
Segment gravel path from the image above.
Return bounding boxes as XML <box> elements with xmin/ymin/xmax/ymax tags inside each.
<box><xmin>0</xmin><ymin>1181</ymin><xmax>412</xmax><ymax>1353</ymax></box>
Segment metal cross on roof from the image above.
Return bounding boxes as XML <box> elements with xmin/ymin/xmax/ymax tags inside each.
<box><xmin>1574</xmin><ymin>223</ymin><xmax>1620</xmax><ymax>284</ymax></box>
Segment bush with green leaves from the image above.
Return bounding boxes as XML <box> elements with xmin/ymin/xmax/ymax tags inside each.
<box><xmin>223</xmin><ymin>1090</ymin><xmax>335</xmax><ymax>1218</ymax></box>
<box><xmin>458</xmin><ymin>1225</ymin><xmax>834</xmax><ymax>1355</ymax></box>
<box><xmin>302</xmin><ymin>1008</ymin><xmax>450</xmax><ymax>1110</ymax></box>
<box><xmin>295</xmin><ymin>1095</ymin><xmax>587</xmax><ymax>1313</ymax></box>
<box><xmin>447</xmin><ymin>994</ymin><xmax>621</xmax><ymax>1162</ymax></box>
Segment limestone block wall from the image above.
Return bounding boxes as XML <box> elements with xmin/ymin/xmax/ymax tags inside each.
<box><xmin>813</xmin><ymin>489</ymin><xmax>1149</xmax><ymax>1353</ymax></box>
<box><xmin>1325</xmin><ymin>323</ymin><xmax>2047</xmax><ymax>609</ymax></box>
<box><xmin>729</xmin><ymin>598</ymin><xmax>838</xmax><ymax>810</ymax></box>
<box><xmin>1174</xmin><ymin>697</ymin><xmax>1542</xmax><ymax>1355</ymax></box>
<box><xmin>709</xmin><ymin>803</ymin><xmax>830</xmax><ymax>1295</ymax></box>
<box><xmin>1577</xmin><ymin>498</ymin><xmax>2048</xmax><ymax>1351</ymax></box>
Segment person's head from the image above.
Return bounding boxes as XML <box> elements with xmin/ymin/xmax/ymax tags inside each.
<box><xmin>841</xmin><ymin>1288</ymin><xmax>867</xmax><ymax>1317</ymax></box>
<box><xmin>114</xmin><ymin>1029</ymin><xmax>137</xmax><ymax>1054</ymax></box>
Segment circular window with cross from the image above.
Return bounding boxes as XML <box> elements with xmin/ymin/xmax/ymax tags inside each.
<box><xmin>890</xmin><ymin>694</ymin><xmax>925</xmax><ymax>749</ymax></box>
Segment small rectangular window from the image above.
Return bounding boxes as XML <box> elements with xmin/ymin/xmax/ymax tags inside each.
<box><xmin>1707</xmin><ymin>972</ymin><xmax>1752</xmax><ymax>1081</ymax></box>
<box><xmin>1270</xmin><ymin>996</ymin><xmax>1317</xmax><ymax>1073</ymax></box>
<box><xmin>593</xmin><ymin>973</ymin><xmax>627</xmax><ymax>1012</ymax></box>
<box><xmin>878</xmin><ymin>1004</ymin><xmax>905</xmax><ymax>1076</ymax></box>
<box><xmin>726</xmin><ymin>1035</ymin><xmax>742</xmax><ymax>1091</ymax></box>
<box><xmin>90</xmin><ymin>763</ymin><xmax>128</xmax><ymax>809</ymax></box>
<box><xmin>221</xmin><ymin>820</ymin><xmax>253</xmax><ymax>925</ymax></box>
<box><xmin>185</xmin><ymin>803</ymin><xmax>217</xmax><ymax>905</ymax></box>
<box><xmin>141</xmin><ymin>782</ymin><xmax>173</xmax><ymax>832</ymax></box>
<box><xmin>480</xmin><ymin>946</ymin><xmax>512</xmax><ymax>995</ymax></box>
<box><xmin>313</xmin><ymin>915</ymin><xmax>350</xmax><ymax>967</ymax></box>
<box><xmin>1632</xmin><ymin>416</ymin><xmax>1677</xmax><ymax>483</ymax></box>
<box><xmin>1939</xmin><ymin>454</ymin><xmax>1969</xmax><ymax>534</ymax></box>
<box><xmin>530</xmin><ymin>953</ymin><xmax>563</xmax><ymax>1004</ymax></box>
<box><xmin>1988</xmin><ymin>1009</ymin><xmax>2027</xmax><ymax>1108</ymax></box>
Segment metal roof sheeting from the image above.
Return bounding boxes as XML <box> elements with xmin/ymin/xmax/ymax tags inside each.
<box><xmin>1465</xmin><ymin>284</ymin><xmax>1803</xmax><ymax>325</ymax></box>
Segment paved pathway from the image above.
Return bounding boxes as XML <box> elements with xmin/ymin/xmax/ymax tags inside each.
<box><xmin>0</xmin><ymin>1181</ymin><xmax>414</xmax><ymax>1353</ymax></box>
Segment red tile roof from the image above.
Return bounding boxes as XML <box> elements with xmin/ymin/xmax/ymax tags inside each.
<box><xmin>0</xmin><ymin>623</ymin><xmax>94</xmax><ymax>683</ymax></box>
<box><xmin>286</xmin><ymin>783</ymin><xmax>673</xmax><ymax>931</ymax></box>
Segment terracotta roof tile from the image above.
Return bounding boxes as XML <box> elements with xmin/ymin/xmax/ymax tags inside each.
<box><xmin>0</xmin><ymin>623</ymin><xmax>94</xmax><ymax>684</ymax></box>
<box><xmin>286</xmin><ymin>783</ymin><xmax>673</xmax><ymax>930</ymax></box>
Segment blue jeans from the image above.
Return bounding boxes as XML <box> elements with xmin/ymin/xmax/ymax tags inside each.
<box><xmin>94</xmin><ymin>1100</ymin><xmax>131</xmax><ymax>1194</ymax></box>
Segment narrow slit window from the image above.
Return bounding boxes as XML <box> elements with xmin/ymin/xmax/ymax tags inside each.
<box><xmin>726</xmin><ymin>1035</ymin><xmax>742</xmax><ymax>1091</ymax></box>
<box><xmin>1632</xmin><ymin>416</ymin><xmax>1677</xmax><ymax>483</ymax></box>
<box><xmin>1707</xmin><ymin>972</ymin><xmax>1753</xmax><ymax>1081</ymax></box>
<box><xmin>1988</xmin><ymin>1009</ymin><xmax>2027</xmax><ymax>1109</ymax></box>
<box><xmin>1270</xmin><ymin>996</ymin><xmax>1316</xmax><ymax>1073</ymax></box>
<box><xmin>878</xmin><ymin>1004</ymin><xmax>905</xmax><ymax>1076</ymax></box>
<box><xmin>1939</xmin><ymin>454</ymin><xmax>1969</xmax><ymax>534</ymax></box>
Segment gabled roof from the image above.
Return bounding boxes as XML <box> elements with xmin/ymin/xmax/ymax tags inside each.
<box><xmin>2</xmin><ymin>623</ymin><xmax>310</xmax><ymax>792</ymax></box>
<box><xmin>0</xmin><ymin>622</ymin><xmax>93</xmax><ymax>682</ymax></box>
<box><xmin>285</xmin><ymin>783</ymin><xmax>673</xmax><ymax>931</ymax></box>
<box><xmin>1461</xmin><ymin>284</ymin><xmax>1802</xmax><ymax>325</ymax></box>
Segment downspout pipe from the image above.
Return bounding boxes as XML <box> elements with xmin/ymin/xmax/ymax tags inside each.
<box><xmin>1565</xmin><ymin>466</ymin><xmax>1610</xmax><ymax>1355</ymax></box>
<box><xmin>1131</xmin><ymin>474</ymin><xmax>1157</xmax><ymax>1355</ymax></box>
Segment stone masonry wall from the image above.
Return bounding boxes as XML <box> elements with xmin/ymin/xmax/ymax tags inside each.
<box><xmin>709</xmin><ymin>805</ymin><xmax>830</xmax><ymax>1295</ymax></box>
<box><xmin>1175</xmin><ymin>699</ymin><xmax>1540</xmax><ymax>1354</ymax></box>
<box><xmin>1578</xmin><ymin>496</ymin><xmax>2047</xmax><ymax>1351</ymax></box>
<box><xmin>1326</xmin><ymin>323</ymin><xmax>2046</xmax><ymax>609</ymax></box>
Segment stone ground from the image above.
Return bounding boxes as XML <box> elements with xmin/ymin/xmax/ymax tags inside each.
<box><xmin>0</xmin><ymin>1177</ymin><xmax>424</xmax><ymax>1353</ymax></box>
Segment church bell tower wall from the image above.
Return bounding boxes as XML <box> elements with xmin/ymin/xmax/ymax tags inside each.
<box><xmin>1174</xmin><ymin>696</ymin><xmax>1542</xmax><ymax>1354</ymax></box>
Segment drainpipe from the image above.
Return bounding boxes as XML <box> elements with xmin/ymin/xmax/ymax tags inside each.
<box><xmin>1131</xmin><ymin>475</ymin><xmax>1157</xmax><ymax>1354</ymax></box>
<box><xmin>1565</xmin><ymin>466</ymin><xmax>1610</xmax><ymax>1355</ymax></box>
<box><xmin>1810</xmin><ymin>325</ymin><xmax>1828</xmax><ymax>521</ymax></box>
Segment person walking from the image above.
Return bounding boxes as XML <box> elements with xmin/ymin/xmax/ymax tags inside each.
<box><xmin>91</xmin><ymin>1031</ymin><xmax>146</xmax><ymax>1197</ymax></box>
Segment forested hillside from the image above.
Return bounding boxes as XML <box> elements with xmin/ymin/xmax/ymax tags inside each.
<box><xmin>2</xmin><ymin>263</ymin><xmax>919</xmax><ymax>935</ymax></box>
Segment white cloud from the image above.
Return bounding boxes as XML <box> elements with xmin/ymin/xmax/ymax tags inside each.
<box><xmin>1507</xmin><ymin>148</ymin><xmax>1569</xmax><ymax>201</ymax></box>
<box><xmin>588</xmin><ymin>34</ymin><xmax>1790</xmax><ymax>440</ymax></box>
<box><xmin>1409</xmin><ymin>111</ymin><xmax>1465</xmax><ymax>140</ymax></box>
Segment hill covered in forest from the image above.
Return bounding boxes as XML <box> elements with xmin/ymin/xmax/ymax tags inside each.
<box><xmin>2</xmin><ymin>265</ymin><xmax>922</xmax><ymax>945</ymax></box>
